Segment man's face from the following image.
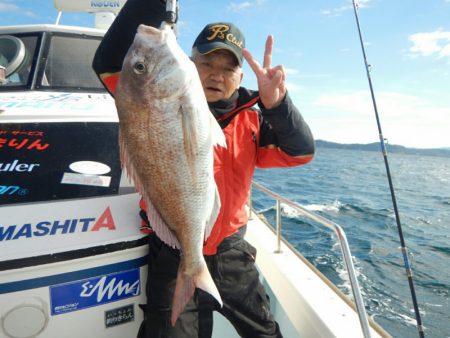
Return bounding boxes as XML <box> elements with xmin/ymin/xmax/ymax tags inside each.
<box><xmin>0</xmin><ymin>67</ymin><xmax>6</xmax><ymax>85</ymax></box>
<box><xmin>192</xmin><ymin>49</ymin><xmax>243</xmax><ymax>103</ymax></box>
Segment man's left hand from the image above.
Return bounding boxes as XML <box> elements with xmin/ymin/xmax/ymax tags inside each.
<box><xmin>243</xmin><ymin>35</ymin><xmax>286</xmax><ymax>109</ymax></box>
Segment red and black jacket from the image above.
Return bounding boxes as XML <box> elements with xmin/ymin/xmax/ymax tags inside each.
<box><xmin>92</xmin><ymin>0</ymin><xmax>315</xmax><ymax>255</ymax></box>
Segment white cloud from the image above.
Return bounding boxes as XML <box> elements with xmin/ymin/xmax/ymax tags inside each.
<box><xmin>314</xmin><ymin>91</ymin><xmax>432</xmax><ymax>118</ymax></box>
<box><xmin>227</xmin><ymin>0</ymin><xmax>266</xmax><ymax>12</ymax></box>
<box><xmin>0</xmin><ymin>2</ymin><xmax>19</xmax><ymax>12</ymax></box>
<box><xmin>408</xmin><ymin>30</ymin><xmax>450</xmax><ymax>59</ymax></box>
<box><xmin>309</xmin><ymin>90</ymin><xmax>450</xmax><ymax>148</ymax></box>
<box><xmin>284</xmin><ymin>68</ymin><xmax>299</xmax><ymax>75</ymax></box>
<box><xmin>285</xmin><ymin>81</ymin><xmax>303</xmax><ymax>93</ymax></box>
<box><xmin>355</xmin><ymin>0</ymin><xmax>372</xmax><ymax>8</ymax></box>
<box><xmin>321</xmin><ymin>0</ymin><xmax>372</xmax><ymax>17</ymax></box>
<box><xmin>0</xmin><ymin>1</ymin><xmax>35</xmax><ymax>17</ymax></box>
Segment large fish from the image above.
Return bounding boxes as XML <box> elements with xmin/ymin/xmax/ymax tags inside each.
<box><xmin>114</xmin><ymin>23</ymin><xmax>225</xmax><ymax>325</ymax></box>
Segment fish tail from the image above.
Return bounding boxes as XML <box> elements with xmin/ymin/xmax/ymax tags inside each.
<box><xmin>193</xmin><ymin>263</ymin><xmax>222</xmax><ymax>307</ymax></box>
<box><xmin>171</xmin><ymin>270</ymin><xmax>195</xmax><ymax>327</ymax></box>
<box><xmin>171</xmin><ymin>263</ymin><xmax>222</xmax><ymax>326</ymax></box>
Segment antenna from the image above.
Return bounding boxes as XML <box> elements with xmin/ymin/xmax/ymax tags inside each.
<box><xmin>350</xmin><ymin>1</ymin><xmax>425</xmax><ymax>337</ymax></box>
<box><xmin>55</xmin><ymin>11</ymin><xmax>62</xmax><ymax>25</ymax></box>
<box><xmin>53</xmin><ymin>0</ymin><xmax>128</xmax><ymax>29</ymax></box>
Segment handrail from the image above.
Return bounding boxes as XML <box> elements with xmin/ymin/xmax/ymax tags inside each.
<box><xmin>250</xmin><ymin>180</ymin><xmax>372</xmax><ymax>338</ymax></box>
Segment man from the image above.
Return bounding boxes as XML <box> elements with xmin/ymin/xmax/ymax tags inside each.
<box><xmin>0</xmin><ymin>65</ymin><xmax>6</xmax><ymax>85</ymax></box>
<box><xmin>93</xmin><ymin>1</ymin><xmax>315</xmax><ymax>337</ymax></box>
<box><xmin>0</xmin><ymin>54</ymin><xmax>7</xmax><ymax>85</ymax></box>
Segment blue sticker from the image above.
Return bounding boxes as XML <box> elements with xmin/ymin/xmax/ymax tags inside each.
<box><xmin>50</xmin><ymin>268</ymin><xmax>140</xmax><ymax>315</ymax></box>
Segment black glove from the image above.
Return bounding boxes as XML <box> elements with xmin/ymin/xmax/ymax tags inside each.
<box><xmin>93</xmin><ymin>0</ymin><xmax>167</xmax><ymax>75</ymax></box>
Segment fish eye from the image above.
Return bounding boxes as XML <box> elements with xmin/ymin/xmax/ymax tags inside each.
<box><xmin>133</xmin><ymin>61</ymin><xmax>146</xmax><ymax>74</ymax></box>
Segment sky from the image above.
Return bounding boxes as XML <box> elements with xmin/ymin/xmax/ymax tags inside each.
<box><xmin>1</xmin><ymin>0</ymin><xmax>449</xmax><ymax>149</ymax></box>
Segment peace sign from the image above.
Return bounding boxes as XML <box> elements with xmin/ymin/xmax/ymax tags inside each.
<box><xmin>242</xmin><ymin>35</ymin><xmax>287</xmax><ymax>109</ymax></box>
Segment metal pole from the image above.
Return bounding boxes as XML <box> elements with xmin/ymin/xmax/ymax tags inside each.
<box><xmin>252</xmin><ymin>181</ymin><xmax>372</xmax><ymax>337</ymax></box>
<box><xmin>275</xmin><ymin>200</ymin><xmax>282</xmax><ymax>253</ymax></box>
<box><xmin>248</xmin><ymin>187</ymin><xmax>253</xmax><ymax>220</ymax></box>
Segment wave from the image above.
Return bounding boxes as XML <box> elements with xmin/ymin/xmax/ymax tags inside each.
<box><xmin>309</xmin><ymin>250</ymin><xmax>432</xmax><ymax>333</ymax></box>
<box><xmin>254</xmin><ymin>205</ymin><xmax>274</xmax><ymax>214</ymax></box>
<box><xmin>254</xmin><ymin>200</ymin><xmax>342</xmax><ymax>218</ymax></box>
<box><xmin>429</xmin><ymin>244</ymin><xmax>450</xmax><ymax>258</ymax></box>
<box><xmin>302</xmin><ymin>199</ymin><xmax>343</xmax><ymax>213</ymax></box>
<box><xmin>253</xmin><ymin>151</ymin><xmax>450</xmax><ymax>337</ymax></box>
<box><xmin>253</xmin><ymin>193</ymin><xmax>399</xmax><ymax>223</ymax></box>
<box><xmin>395</xmin><ymin>312</ymin><xmax>423</xmax><ymax>327</ymax></box>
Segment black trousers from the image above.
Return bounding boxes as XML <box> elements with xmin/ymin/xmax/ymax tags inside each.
<box><xmin>137</xmin><ymin>228</ymin><xmax>283</xmax><ymax>338</ymax></box>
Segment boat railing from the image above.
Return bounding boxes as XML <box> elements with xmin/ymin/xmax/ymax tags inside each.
<box><xmin>249</xmin><ymin>180</ymin><xmax>372</xmax><ymax>338</ymax></box>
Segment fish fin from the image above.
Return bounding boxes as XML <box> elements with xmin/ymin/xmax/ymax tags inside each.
<box><xmin>119</xmin><ymin>130</ymin><xmax>181</xmax><ymax>249</ymax></box>
<box><xmin>144</xmin><ymin>196</ymin><xmax>181</xmax><ymax>249</ymax></box>
<box><xmin>171</xmin><ymin>263</ymin><xmax>222</xmax><ymax>326</ymax></box>
<box><xmin>171</xmin><ymin>268</ymin><xmax>195</xmax><ymax>327</ymax></box>
<box><xmin>137</xmin><ymin>24</ymin><xmax>163</xmax><ymax>42</ymax></box>
<box><xmin>209</xmin><ymin>114</ymin><xmax>227</xmax><ymax>148</ymax></box>
<box><xmin>204</xmin><ymin>185</ymin><xmax>221</xmax><ymax>240</ymax></box>
<box><xmin>181</xmin><ymin>105</ymin><xmax>199</xmax><ymax>181</ymax></box>
<box><xmin>193</xmin><ymin>263</ymin><xmax>222</xmax><ymax>308</ymax></box>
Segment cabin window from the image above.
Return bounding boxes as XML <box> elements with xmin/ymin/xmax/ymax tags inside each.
<box><xmin>40</xmin><ymin>34</ymin><xmax>105</xmax><ymax>90</ymax></box>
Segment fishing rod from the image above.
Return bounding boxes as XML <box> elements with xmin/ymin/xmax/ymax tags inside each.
<box><xmin>350</xmin><ymin>1</ymin><xmax>425</xmax><ymax>337</ymax></box>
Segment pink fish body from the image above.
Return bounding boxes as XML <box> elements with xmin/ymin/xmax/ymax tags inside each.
<box><xmin>114</xmin><ymin>23</ymin><xmax>225</xmax><ymax>325</ymax></box>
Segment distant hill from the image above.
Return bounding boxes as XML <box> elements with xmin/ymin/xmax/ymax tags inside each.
<box><xmin>316</xmin><ymin>140</ymin><xmax>450</xmax><ymax>158</ymax></box>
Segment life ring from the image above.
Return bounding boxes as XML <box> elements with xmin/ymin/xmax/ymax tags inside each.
<box><xmin>0</xmin><ymin>35</ymin><xmax>28</xmax><ymax>78</ymax></box>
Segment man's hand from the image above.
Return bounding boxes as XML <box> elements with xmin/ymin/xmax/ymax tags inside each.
<box><xmin>243</xmin><ymin>35</ymin><xmax>286</xmax><ymax>109</ymax></box>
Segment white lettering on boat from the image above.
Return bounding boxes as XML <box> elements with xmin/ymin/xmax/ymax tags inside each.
<box><xmin>80</xmin><ymin>276</ymin><xmax>140</xmax><ymax>303</ymax></box>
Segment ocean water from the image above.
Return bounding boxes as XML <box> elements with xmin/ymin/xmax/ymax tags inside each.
<box><xmin>252</xmin><ymin>147</ymin><xmax>450</xmax><ymax>338</ymax></box>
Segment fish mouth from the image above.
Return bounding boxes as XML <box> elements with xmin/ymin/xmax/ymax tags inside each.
<box><xmin>137</xmin><ymin>24</ymin><xmax>162</xmax><ymax>38</ymax></box>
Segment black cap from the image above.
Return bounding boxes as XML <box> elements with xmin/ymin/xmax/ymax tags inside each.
<box><xmin>193</xmin><ymin>22</ymin><xmax>245</xmax><ymax>66</ymax></box>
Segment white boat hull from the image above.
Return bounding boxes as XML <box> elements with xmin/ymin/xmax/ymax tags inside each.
<box><xmin>1</xmin><ymin>247</ymin><xmax>147</xmax><ymax>338</ymax></box>
<box><xmin>0</xmin><ymin>193</ymin><xmax>148</xmax><ymax>338</ymax></box>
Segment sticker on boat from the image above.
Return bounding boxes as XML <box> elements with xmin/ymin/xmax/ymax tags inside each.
<box><xmin>69</xmin><ymin>161</ymin><xmax>111</xmax><ymax>175</ymax></box>
<box><xmin>50</xmin><ymin>269</ymin><xmax>140</xmax><ymax>315</ymax></box>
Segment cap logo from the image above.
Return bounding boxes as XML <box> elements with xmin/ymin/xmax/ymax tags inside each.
<box><xmin>207</xmin><ymin>24</ymin><xmax>229</xmax><ymax>41</ymax></box>
<box><xmin>206</xmin><ymin>24</ymin><xmax>244</xmax><ymax>49</ymax></box>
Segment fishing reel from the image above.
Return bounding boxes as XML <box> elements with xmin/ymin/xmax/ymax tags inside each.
<box><xmin>165</xmin><ymin>0</ymin><xmax>179</xmax><ymax>26</ymax></box>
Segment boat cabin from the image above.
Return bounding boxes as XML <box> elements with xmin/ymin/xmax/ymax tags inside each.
<box><xmin>0</xmin><ymin>25</ymin><xmax>123</xmax><ymax>206</ymax></box>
